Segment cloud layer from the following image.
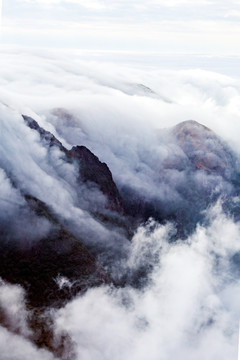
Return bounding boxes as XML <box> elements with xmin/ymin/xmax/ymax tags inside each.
<box><xmin>0</xmin><ymin>48</ymin><xmax>240</xmax><ymax>359</ymax></box>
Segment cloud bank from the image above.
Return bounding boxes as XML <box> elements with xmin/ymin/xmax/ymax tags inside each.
<box><xmin>0</xmin><ymin>48</ymin><xmax>240</xmax><ymax>359</ymax></box>
<box><xmin>1</xmin><ymin>205</ymin><xmax>239</xmax><ymax>360</ymax></box>
<box><xmin>55</xmin><ymin>205</ymin><xmax>240</xmax><ymax>360</ymax></box>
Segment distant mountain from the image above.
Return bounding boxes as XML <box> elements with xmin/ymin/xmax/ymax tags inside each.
<box><xmin>121</xmin><ymin>119</ymin><xmax>240</xmax><ymax>237</ymax></box>
<box><xmin>172</xmin><ymin>120</ymin><xmax>236</xmax><ymax>178</ymax></box>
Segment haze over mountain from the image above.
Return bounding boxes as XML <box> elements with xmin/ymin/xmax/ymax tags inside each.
<box><xmin>1</xmin><ymin>50</ymin><xmax>240</xmax><ymax>360</ymax></box>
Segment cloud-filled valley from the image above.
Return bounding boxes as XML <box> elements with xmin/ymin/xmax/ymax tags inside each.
<box><xmin>0</xmin><ymin>48</ymin><xmax>240</xmax><ymax>359</ymax></box>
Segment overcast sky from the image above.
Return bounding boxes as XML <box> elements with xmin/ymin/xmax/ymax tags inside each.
<box><xmin>1</xmin><ymin>0</ymin><xmax>240</xmax><ymax>54</ymax></box>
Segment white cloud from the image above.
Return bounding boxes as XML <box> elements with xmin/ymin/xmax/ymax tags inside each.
<box><xmin>0</xmin><ymin>326</ymin><xmax>55</xmax><ymax>360</ymax></box>
<box><xmin>0</xmin><ymin>279</ymin><xmax>55</xmax><ymax>360</ymax></box>
<box><xmin>55</xmin><ymin>205</ymin><xmax>240</xmax><ymax>360</ymax></box>
<box><xmin>0</xmin><ymin>48</ymin><xmax>240</xmax><ymax>358</ymax></box>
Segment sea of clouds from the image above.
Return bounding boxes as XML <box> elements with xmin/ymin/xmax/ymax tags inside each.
<box><xmin>0</xmin><ymin>47</ymin><xmax>240</xmax><ymax>359</ymax></box>
<box><xmin>1</xmin><ymin>205</ymin><xmax>240</xmax><ymax>360</ymax></box>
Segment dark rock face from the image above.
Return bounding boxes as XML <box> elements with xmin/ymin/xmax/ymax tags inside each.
<box><xmin>69</xmin><ymin>146</ymin><xmax>124</xmax><ymax>214</ymax></box>
<box><xmin>0</xmin><ymin>195</ymin><xmax>108</xmax><ymax>309</ymax></box>
<box><xmin>23</xmin><ymin>115</ymin><xmax>67</xmax><ymax>153</ymax></box>
<box><xmin>0</xmin><ymin>190</ymin><xmax>108</xmax><ymax>358</ymax></box>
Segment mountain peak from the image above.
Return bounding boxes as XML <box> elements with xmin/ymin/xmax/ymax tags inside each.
<box><xmin>173</xmin><ymin>119</ymin><xmax>212</xmax><ymax>137</ymax></box>
<box><xmin>171</xmin><ymin>120</ymin><xmax>234</xmax><ymax>176</ymax></box>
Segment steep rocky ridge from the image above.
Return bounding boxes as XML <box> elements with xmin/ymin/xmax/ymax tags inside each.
<box><xmin>69</xmin><ymin>145</ymin><xmax>124</xmax><ymax>214</ymax></box>
<box><xmin>23</xmin><ymin>115</ymin><xmax>125</xmax><ymax>217</ymax></box>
